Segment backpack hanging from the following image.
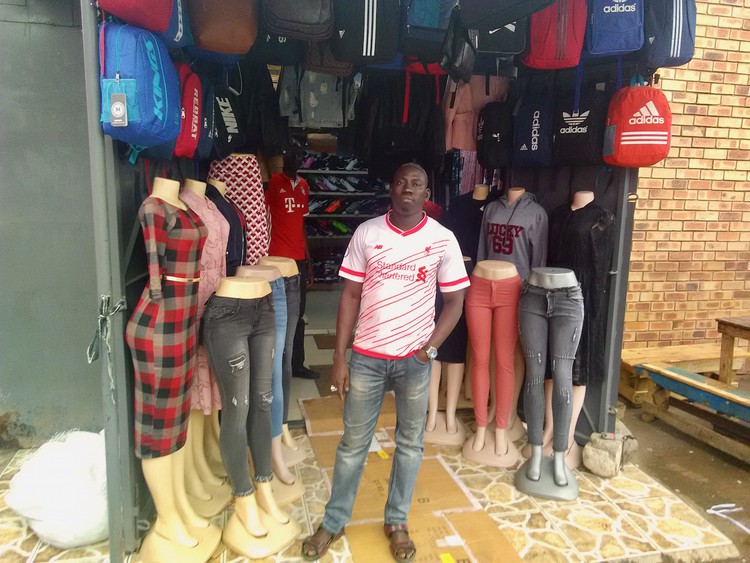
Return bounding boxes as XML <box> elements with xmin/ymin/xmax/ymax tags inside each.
<box><xmin>245</xmin><ymin>31</ymin><xmax>306</xmax><ymax>66</ymax></box>
<box><xmin>263</xmin><ymin>0</ymin><xmax>334</xmax><ymax>41</ymax></box>
<box><xmin>603</xmin><ymin>75</ymin><xmax>672</xmax><ymax>167</ymax></box>
<box><xmin>188</xmin><ymin>0</ymin><xmax>258</xmax><ymax>54</ymax></box>
<box><xmin>553</xmin><ymin>64</ymin><xmax>608</xmax><ymax>165</ymax></box>
<box><xmin>475</xmin><ymin>19</ymin><xmax>528</xmax><ymax>57</ymax></box>
<box><xmin>458</xmin><ymin>0</ymin><xmax>555</xmax><ymax>30</ymax></box>
<box><xmin>329</xmin><ymin>0</ymin><xmax>400</xmax><ymax>64</ymax></box>
<box><xmin>400</xmin><ymin>0</ymin><xmax>455</xmax><ymax>62</ymax></box>
<box><xmin>159</xmin><ymin>0</ymin><xmax>193</xmax><ymax>48</ymax></box>
<box><xmin>195</xmin><ymin>81</ymin><xmax>217</xmax><ymax>160</ymax></box>
<box><xmin>213</xmin><ymin>79</ymin><xmax>246</xmax><ymax>159</ymax></box>
<box><xmin>174</xmin><ymin>63</ymin><xmax>203</xmax><ymax>158</ymax></box>
<box><xmin>304</xmin><ymin>42</ymin><xmax>354</xmax><ymax>77</ymax></box>
<box><xmin>99</xmin><ymin>23</ymin><xmax>181</xmax><ymax>148</ymax></box>
<box><xmin>439</xmin><ymin>6</ymin><xmax>478</xmax><ymax>83</ymax></box>
<box><xmin>638</xmin><ymin>0</ymin><xmax>696</xmax><ymax>69</ymax></box>
<box><xmin>477</xmin><ymin>100</ymin><xmax>515</xmax><ymax>169</ymax></box>
<box><xmin>585</xmin><ymin>0</ymin><xmax>644</xmax><ymax>56</ymax></box>
<box><xmin>99</xmin><ymin>0</ymin><xmax>173</xmax><ymax>32</ymax></box>
<box><xmin>522</xmin><ymin>0</ymin><xmax>588</xmax><ymax>70</ymax></box>
<box><xmin>513</xmin><ymin>79</ymin><xmax>555</xmax><ymax>167</ymax></box>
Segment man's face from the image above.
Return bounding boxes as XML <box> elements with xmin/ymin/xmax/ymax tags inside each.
<box><xmin>390</xmin><ymin>165</ymin><xmax>430</xmax><ymax>216</ymax></box>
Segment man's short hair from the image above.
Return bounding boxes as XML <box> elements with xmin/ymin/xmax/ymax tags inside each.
<box><xmin>394</xmin><ymin>162</ymin><xmax>428</xmax><ymax>183</ymax></box>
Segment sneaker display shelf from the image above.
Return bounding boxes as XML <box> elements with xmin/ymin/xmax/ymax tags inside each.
<box><xmin>299</xmin><ymin>154</ymin><xmax>390</xmax><ymax>287</ymax></box>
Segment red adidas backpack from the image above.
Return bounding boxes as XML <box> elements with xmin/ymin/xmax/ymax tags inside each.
<box><xmin>174</xmin><ymin>63</ymin><xmax>203</xmax><ymax>159</ymax></box>
<box><xmin>603</xmin><ymin>77</ymin><xmax>672</xmax><ymax>167</ymax></box>
<box><xmin>98</xmin><ymin>0</ymin><xmax>173</xmax><ymax>32</ymax></box>
<box><xmin>522</xmin><ymin>0</ymin><xmax>587</xmax><ymax>70</ymax></box>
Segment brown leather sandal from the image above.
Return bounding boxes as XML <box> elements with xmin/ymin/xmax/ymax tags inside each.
<box><xmin>301</xmin><ymin>525</ymin><xmax>345</xmax><ymax>561</ymax></box>
<box><xmin>384</xmin><ymin>523</ymin><xmax>416</xmax><ymax>562</ymax></box>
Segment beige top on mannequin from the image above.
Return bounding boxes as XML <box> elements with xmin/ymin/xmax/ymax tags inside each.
<box><xmin>258</xmin><ymin>256</ymin><xmax>299</xmax><ymax>278</ymax></box>
<box><xmin>507</xmin><ymin>187</ymin><xmax>526</xmax><ymax>205</ymax></box>
<box><xmin>528</xmin><ymin>267</ymin><xmax>578</xmax><ymax>289</ymax></box>
<box><xmin>472</xmin><ymin>184</ymin><xmax>489</xmax><ymax>201</ymax></box>
<box><xmin>152</xmin><ymin>177</ymin><xmax>187</xmax><ymax>210</ymax></box>
<box><xmin>215</xmin><ymin>276</ymin><xmax>271</xmax><ymax>299</ymax></box>
<box><xmin>183</xmin><ymin>179</ymin><xmax>207</xmax><ymax>198</ymax></box>
<box><xmin>236</xmin><ymin>265</ymin><xmax>282</xmax><ymax>282</ymax></box>
<box><xmin>207</xmin><ymin>178</ymin><xmax>227</xmax><ymax>197</ymax></box>
<box><xmin>473</xmin><ymin>260</ymin><xmax>519</xmax><ymax>280</ymax></box>
<box><xmin>571</xmin><ymin>190</ymin><xmax>595</xmax><ymax>211</ymax></box>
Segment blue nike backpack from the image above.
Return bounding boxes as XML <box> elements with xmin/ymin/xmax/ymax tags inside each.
<box><xmin>99</xmin><ymin>23</ymin><xmax>181</xmax><ymax>147</ymax></box>
<box><xmin>586</xmin><ymin>0</ymin><xmax>644</xmax><ymax>56</ymax></box>
<box><xmin>639</xmin><ymin>0</ymin><xmax>696</xmax><ymax>68</ymax></box>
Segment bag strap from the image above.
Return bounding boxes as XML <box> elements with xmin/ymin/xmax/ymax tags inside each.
<box><xmin>573</xmin><ymin>59</ymin><xmax>584</xmax><ymax>115</ymax></box>
<box><xmin>630</xmin><ymin>73</ymin><xmax>646</xmax><ymax>87</ymax></box>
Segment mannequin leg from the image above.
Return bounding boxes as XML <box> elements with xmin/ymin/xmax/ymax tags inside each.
<box><xmin>189</xmin><ymin>410</ymin><xmax>224</xmax><ymax>487</ymax></box>
<box><xmin>491</xmin><ymin>282</ymin><xmax>519</xmax><ymax>456</ymax></box>
<box><xmin>203</xmin><ymin>410</ymin><xmax>224</xmax><ymax>474</ymax></box>
<box><xmin>472</xmin><ymin>426</ymin><xmax>487</xmax><ymax>451</ymax></box>
<box><xmin>444</xmin><ymin>363</ymin><xmax>464</xmax><ymax>434</ymax></box>
<box><xmin>465</xmin><ymin>294</ymin><xmax>492</xmax><ymax>450</ymax></box>
<box><xmin>509</xmin><ymin>341</ymin><xmax>525</xmax><ymax>435</ymax></box>
<box><xmin>553</xmin><ymin>451</ymin><xmax>568</xmax><ymax>487</ymax></box>
<box><xmin>233</xmin><ymin>493</ymin><xmax>269</xmax><ymax>538</ymax></box>
<box><xmin>425</xmin><ymin>360</ymin><xmax>443</xmax><ymax>432</ymax></box>
<box><xmin>255</xmin><ymin>481</ymin><xmax>290</xmax><ymax>525</ymax></box>
<box><xmin>184</xmin><ymin>418</ymin><xmax>212</xmax><ymax>501</ymax></box>
<box><xmin>271</xmin><ymin>436</ymin><xmax>296</xmax><ymax>485</ymax></box>
<box><xmin>281</xmin><ymin>423</ymin><xmax>298</xmax><ymax>451</ymax></box>
<box><xmin>527</xmin><ymin>444</ymin><xmax>543</xmax><ymax>482</ymax></box>
<box><xmin>141</xmin><ymin>453</ymin><xmax>198</xmax><ymax>547</ymax></box>
<box><xmin>172</xmin><ymin>445</ymin><xmax>211</xmax><ymax>530</ymax></box>
<box><xmin>541</xmin><ymin>379</ymin><xmax>555</xmax><ymax>456</ymax></box>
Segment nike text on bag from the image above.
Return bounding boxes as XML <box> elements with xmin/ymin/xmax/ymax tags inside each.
<box><xmin>188</xmin><ymin>0</ymin><xmax>258</xmax><ymax>54</ymax></box>
<box><xmin>159</xmin><ymin>0</ymin><xmax>193</xmax><ymax>48</ymax></box>
<box><xmin>99</xmin><ymin>0</ymin><xmax>173</xmax><ymax>32</ymax></box>
<box><xmin>329</xmin><ymin>0</ymin><xmax>400</xmax><ymax>64</ymax></box>
<box><xmin>458</xmin><ymin>0</ymin><xmax>555</xmax><ymax>30</ymax></box>
<box><xmin>513</xmin><ymin>92</ymin><xmax>555</xmax><ymax>167</ymax></box>
<box><xmin>638</xmin><ymin>0</ymin><xmax>696</xmax><ymax>68</ymax></box>
<box><xmin>99</xmin><ymin>23</ymin><xmax>181</xmax><ymax>147</ymax></box>
<box><xmin>603</xmin><ymin>81</ymin><xmax>671</xmax><ymax>167</ymax></box>
<box><xmin>477</xmin><ymin>100</ymin><xmax>514</xmax><ymax>169</ymax></box>
<box><xmin>586</xmin><ymin>0</ymin><xmax>644</xmax><ymax>56</ymax></box>
<box><xmin>212</xmin><ymin>84</ymin><xmax>246</xmax><ymax>159</ymax></box>
<box><xmin>522</xmin><ymin>0</ymin><xmax>588</xmax><ymax>70</ymax></box>
<box><xmin>174</xmin><ymin>62</ymin><xmax>203</xmax><ymax>158</ymax></box>
<box><xmin>263</xmin><ymin>0</ymin><xmax>334</xmax><ymax>41</ymax></box>
<box><xmin>553</xmin><ymin>82</ymin><xmax>608</xmax><ymax>165</ymax></box>
<box><xmin>400</xmin><ymin>0</ymin><xmax>454</xmax><ymax>62</ymax></box>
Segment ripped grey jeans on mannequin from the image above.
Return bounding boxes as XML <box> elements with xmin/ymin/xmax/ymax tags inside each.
<box><xmin>518</xmin><ymin>283</ymin><xmax>584</xmax><ymax>453</ymax></box>
<box><xmin>203</xmin><ymin>293</ymin><xmax>275</xmax><ymax>496</ymax></box>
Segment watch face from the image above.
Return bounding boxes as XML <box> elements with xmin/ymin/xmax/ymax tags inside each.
<box><xmin>427</xmin><ymin>347</ymin><xmax>438</xmax><ymax>359</ymax></box>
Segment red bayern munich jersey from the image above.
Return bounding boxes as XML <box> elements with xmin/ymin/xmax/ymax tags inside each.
<box><xmin>266</xmin><ymin>173</ymin><xmax>309</xmax><ymax>260</ymax></box>
<box><xmin>339</xmin><ymin>212</ymin><xmax>470</xmax><ymax>359</ymax></box>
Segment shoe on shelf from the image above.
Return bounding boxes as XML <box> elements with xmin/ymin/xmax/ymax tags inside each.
<box><xmin>293</xmin><ymin>367</ymin><xmax>321</xmax><ymax>380</ymax></box>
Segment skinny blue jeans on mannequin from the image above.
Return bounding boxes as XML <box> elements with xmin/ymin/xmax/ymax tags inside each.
<box><xmin>321</xmin><ymin>351</ymin><xmax>431</xmax><ymax>534</ymax></box>
<box><xmin>269</xmin><ymin>278</ymin><xmax>288</xmax><ymax>438</ymax></box>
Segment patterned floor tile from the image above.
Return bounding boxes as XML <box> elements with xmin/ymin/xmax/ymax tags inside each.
<box><xmin>491</xmin><ymin>510</ymin><xmax>582</xmax><ymax>562</ymax></box>
<box><xmin>581</xmin><ymin>464</ymin><xmax>675</xmax><ymax>503</ymax></box>
<box><xmin>0</xmin><ymin>516</ymin><xmax>39</xmax><ymax>561</ymax></box>
<box><xmin>459</xmin><ymin>469</ymin><xmax>540</xmax><ymax>516</ymax></box>
<box><xmin>532</xmin><ymin>469</ymin><xmax>612</xmax><ymax>510</ymax></box>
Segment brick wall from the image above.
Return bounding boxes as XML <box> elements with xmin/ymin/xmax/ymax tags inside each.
<box><xmin>623</xmin><ymin>0</ymin><xmax>750</xmax><ymax>348</ymax></box>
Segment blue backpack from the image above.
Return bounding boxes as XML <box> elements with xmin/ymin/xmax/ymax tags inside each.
<box><xmin>195</xmin><ymin>81</ymin><xmax>217</xmax><ymax>160</ymax></box>
<box><xmin>586</xmin><ymin>0</ymin><xmax>644</xmax><ymax>56</ymax></box>
<box><xmin>99</xmin><ymin>23</ymin><xmax>181</xmax><ymax>147</ymax></box>
<box><xmin>639</xmin><ymin>0</ymin><xmax>696</xmax><ymax>68</ymax></box>
<box><xmin>159</xmin><ymin>0</ymin><xmax>193</xmax><ymax>48</ymax></box>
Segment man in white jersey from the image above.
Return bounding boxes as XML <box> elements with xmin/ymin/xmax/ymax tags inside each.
<box><xmin>302</xmin><ymin>163</ymin><xmax>469</xmax><ymax>562</ymax></box>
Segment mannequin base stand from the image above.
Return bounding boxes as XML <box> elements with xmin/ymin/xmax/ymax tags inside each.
<box><xmin>281</xmin><ymin>442</ymin><xmax>308</xmax><ymax>467</ymax></box>
<box><xmin>135</xmin><ymin>522</ymin><xmax>223</xmax><ymax>563</ymax></box>
<box><xmin>514</xmin><ymin>457</ymin><xmax>579</xmax><ymax>501</ymax></box>
<box><xmin>271</xmin><ymin>472</ymin><xmax>306</xmax><ymax>506</ymax></box>
<box><xmin>222</xmin><ymin>509</ymin><xmax>300</xmax><ymax>559</ymax></box>
<box><xmin>187</xmin><ymin>479</ymin><xmax>233</xmax><ymax>518</ymax></box>
<box><xmin>461</xmin><ymin>430</ymin><xmax>519</xmax><ymax>468</ymax></box>
<box><xmin>424</xmin><ymin>412</ymin><xmax>466</xmax><ymax>446</ymax></box>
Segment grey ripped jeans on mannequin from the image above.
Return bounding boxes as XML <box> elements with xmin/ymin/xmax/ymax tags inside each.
<box><xmin>203</xmin><ymin>293</ymin><xmax>275</xmax><ymax>496</ymax></box>
<box><xmin>518</xmin><ymin>283</ymin><xmax>584</xmax><ymax>453</ymax></box>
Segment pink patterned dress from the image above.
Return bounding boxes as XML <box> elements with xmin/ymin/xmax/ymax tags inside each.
<box><xmin>180</xmin><ymin>189</ymin><xmax>229</xmax><ymax>414</ymax></box>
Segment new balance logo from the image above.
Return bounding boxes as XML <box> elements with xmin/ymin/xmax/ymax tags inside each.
<box><xmin>559</xmin><ymin>111</ymin><xmax>589</xmax><ymax>134</ymax></box>
<box><xmin>629</xmin><ymin>101</ymin><xmax>665</xmax><ymax>124</ymax></box>
<box><xmin>604</xmin><ymin>0</ymin><xmax>636</xmax><ymax>12</ymax></box>
<box><xmin>375</xmin><ymin>244</ymin><xmax>383</xmax><ymax>249</ymax></box>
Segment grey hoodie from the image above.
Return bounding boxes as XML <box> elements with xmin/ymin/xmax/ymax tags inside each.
<box><xmin>477</xmin><ymin>192</ymin><xmax>548</xmax><ymax>280</ymax></box>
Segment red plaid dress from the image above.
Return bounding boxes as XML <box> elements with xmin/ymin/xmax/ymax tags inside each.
<box><xmin>125</xmin><ymin>197</ymin><xmax>207</xmax><ymax>459</ymax></box>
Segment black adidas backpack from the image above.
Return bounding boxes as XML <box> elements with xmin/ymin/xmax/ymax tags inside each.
<box><xmin>513</xmin><ymin>84</ymin><xmax>555</xmax><ymax>167</ymax></box>
<box><xmin>477</xmin><ymin>100</ymin><xmax>514</xmax><ymax>169</ymax></box>
<box><xmin>639</xmin><ymin>0</ymin><xmax>697</xmax><ymax>68</ymax></box>
<box><xmin>329</xmin><ymin>0</ymin><xmax>400</xmax><ymax>64</ymax></box>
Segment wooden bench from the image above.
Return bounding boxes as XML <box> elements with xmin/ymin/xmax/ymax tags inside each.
<box><xmin>717</xmin><ymin>316</ymin><xmax>750</xmax><ymax>386</ymax></box>
<box><xmin>637</xmin><ymin>362</ymin><xmax>750</xmax><ymax>464</ymax></box>
<box><xmin>619</xmin><ymin>342</ymin><xmax>750</xmax><ymax>406</ymax></box>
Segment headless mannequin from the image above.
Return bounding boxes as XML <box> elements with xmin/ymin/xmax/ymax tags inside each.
<box><xmin>515</xmin><ymin>267</ymin><xmax>580</xmax><ymax>501</ymax></box>
<box><xmin>257</xmin><ymin>256</ymin><xmax>305</xmax><ymax>462</ymax></box>
<box><xmin>181</xmin><ymin>179</ymin><xmax>230</xmax><ymax>514</ymax></box>
<box><xmin>207</xmin><ymin>177</ymin><xmax>227</xmax><ymax>197</ymax></box>
<box><xmin>506</xmin><ymin>186</ymin><xmax>525</xmax><ymax>205</ymax></box>
<box><xmin>139</xmin><ymin>177</ymin><xmax>221</xmax><ymax>562</ymax></box>
<box><xmin>212</xmin><ymin>277</ymin><xmax>300</xmax><ymax>558</ymax></box>
<box><xmin>465</xmin><ymin>260</ymin><xmax>520</xmax><ymax>464</ymax></box>
<box><xmin>236</xmin><ymin>265</ymin><xmax>301</xmax><ymax>490</ymax></box>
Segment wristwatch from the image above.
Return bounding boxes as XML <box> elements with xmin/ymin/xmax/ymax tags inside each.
<box><xmin>422</xmin><ymin>344</ymin><xmax>438</xmax><ymax>360</ymax></box>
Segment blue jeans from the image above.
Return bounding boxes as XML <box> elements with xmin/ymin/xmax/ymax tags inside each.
<box><xmin>518</xmin><ymin>283</ymin><xmax>584</xmax><ymax>452</ymax></box>
<box><xmin>322</xmin><ymin>351</ymin><xmax>432</xmax><ymax>533</ymax></box>
<box><xmin>269</xmin><ymin>278</ymin><xmax>288</xmax><ymax>438</ymax></box>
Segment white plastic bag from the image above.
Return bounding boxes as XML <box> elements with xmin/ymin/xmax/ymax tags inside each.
<box><xmin>5</xmin><ymin>430</ymin><xmax>109</xmax><ymax>549</ymax></box>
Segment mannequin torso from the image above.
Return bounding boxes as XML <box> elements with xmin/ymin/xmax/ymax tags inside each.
<box><xmin>472</xmin><ymin>184</ymin><xmax>489</xmax><ymax>201</ymax></box>
<box><xmin>258</xmin><ymin>256</ymin><xmax>299</xmax><ymax>278</ymax></box>
<box><xmin>215</xmin><ymin>276</ymin><xmax>271</xmax><ymax>299</ymax></box>
<box><xmin>207</xmin><ymin>178</ymin><xmax>227</xmax><ymax>197</ymax></box>
<box><xmin>528</xmin><ymin>267</ymin><xmax>578</xmax><ymax>289</ymax></box>
<box><xmin>571</xmin><ymin>191</ymin><xmax>594</xmax><ymax>211</ymax></box>
<box><xmin>153</xmin><ymin>177</ymin><xmax>188</xmax><ymax>210</ymax></box>
<box><xmin>184</xmin><ymin>179</ymin><xmax>207</xmax><ymax>199</ymax></box>
<box><xmin>473</xmin><ymin>260</ymin><xmax>519</xmax><ymax>281</ymax></box>
<box><xmin>236</xmin><ymin>265</ymin><xmax>282</xmax><ymax>282</ymax></box>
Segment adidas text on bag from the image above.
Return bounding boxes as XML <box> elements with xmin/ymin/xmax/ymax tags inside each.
<box><xmin>603</xmin><ymin>82</ymin><xmax>671</xmax><ymax>167</ymax></box>
<box><xmin>586</xmin><ymin>0</ymin><xmax>644</xmax><ymax>56</ymax></box>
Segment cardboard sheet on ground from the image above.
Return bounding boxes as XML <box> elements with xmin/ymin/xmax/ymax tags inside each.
<box><xmin>309</xmin><ymin>429</ymin><xmax>440</xmax><ymax>470</ymax></box>
<box><xmin>299</xmin><ymin>393</ymin><xmax>397</xmax><ymax>435</ymax></box>
<box><xmin>347</xmin><ymin>510</ymin><xmax>520</xmax><ymax>563</ymax></box>
<box><xmin>324</xmin><ymin>458</ymin><xmax>477</xmax><ymax>523</ymax></box>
